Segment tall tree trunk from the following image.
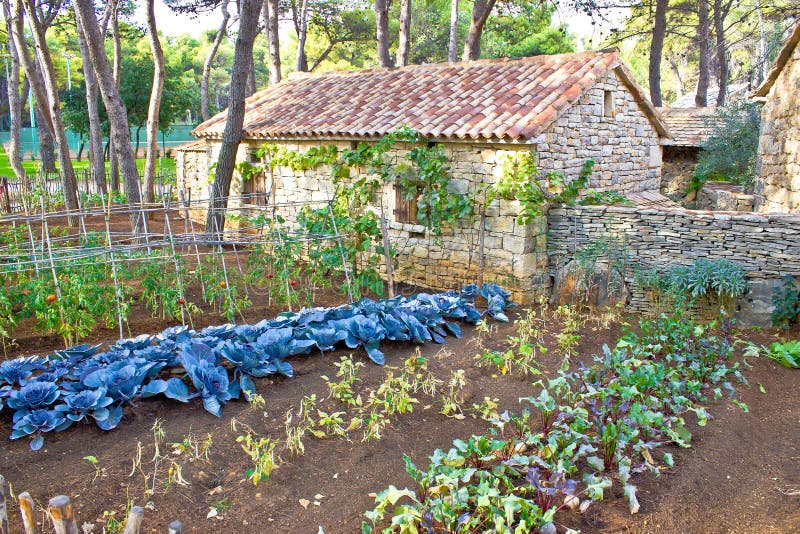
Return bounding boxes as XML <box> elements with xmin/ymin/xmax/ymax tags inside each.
<box><xmin>448</xmin><ymin>0</ymin><xmax>459</xmax><ymax>63</ymax></box>
<box><xmin>74</xmin><ymin>0</ymin><xmax>144</xmax><ymax>233</ymax></box>
<box><xmin>648</xmin><ymin>0</ymin><xmax>669</xmax><ymax>107</ymax></box>
<box><xmin>375</xmin><ymin>0</ymin><xmax>392</xmax><ymax>68</ymax></box>
<box><xmin>17</xmin><ymin>0</ymin><xmax>79</xmax><ymax>218</ymax></box>
<box><xmin>246</xmin><ymin>53</ymin><xmax>256</xmax><ymax>96</ymax></box>
<box><xmin>668</xmin><ymin>57</ymin><xmax>683</xmax><ymax>99</ymax></box>
<box><xmin>206</xmin><ymin>0</ymin><xmax>263</xmax><ymax>237</ymax></box>
<box><xmin>202</xmin><ymin>1</ymin><xmax>229</xmax><ymax>120</ymax></box>
<box><xmin>75</xmin><ymin>7</ymin><xmax>106</xmax><ymax>193</ymax></box>
<box><xmin>265</xmin><ymin>0</ymin><xmax>281</xmax><ymax>83</ymax></box>
<box><xmin>396</xmin><ymin>0</ymin><xmax>411</xmax><ymax>66</ymax></box>
<box><xmin>35</xmin><ymin>105</ymin><xmax>57</xmax><ymax>173</ymax></box>
<box><xmin>296</xmin><ymin>0</ymin><xmax>309</xmax><ymax>72</ymax></box>
<box><xmin>1</xmin><ymin>0</ymin><xmax>25</xmax><ymax>183</ymax></box>
<box><xmin>713</xmin><ymin>0</ymin><xmax>728</xmax><ymax>106</ymax></box>
<box><xmin>462</xmin><ymin>0</ymin><xmax>496</xmax><ymax>61</ymax></box>
<box><xmin>109</xmin><ymin>8</ymin><xmax>122</xmax><ymax>193</ymax></box>
<box><xmin>695</xmin><ymin>0</ymin><xmax>710</xmax><ymax>106</ymax></box>
<box><xmin>22</xmin><ymin>1</ymin><xmax>80</xmax><ymax>216</ymax></box>
<box><xmin>144</xmin><ymin>0</ymin><xmax>165</xmax><ymax>206</ymax></box>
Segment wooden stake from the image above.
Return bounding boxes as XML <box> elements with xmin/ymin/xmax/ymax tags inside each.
<box><xmin>0</xmin><ymin>475</ymin><xmax>8</xmax><ymax>534</ymax></box>
<box><xmin>122</xmin><ymin>506</ymin><xmax>144</xmax><ymax>534</ymax></box>
<box><xmin>17</xmin><ymin>492</ymin><xmax>35</xmax><ymax>534</ymax></box>
<box><xmin>380</xmin><ymin>204</ymin><xmax>394</xmax><ymax>298</ymax></box>
<box><xmin>48</xmin><ymin>495</ymin><xmax>79</xmax><ymax>534</ymax></box>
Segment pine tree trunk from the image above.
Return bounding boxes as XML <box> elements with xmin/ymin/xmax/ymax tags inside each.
<box><xmin>144</xmin><ymin>0</ymin><xmax>165</xmax><ymax>206</ymax></box>
<box><xmin>448</xmin><ymin>0</ymin><xmax>459</xmax><ymax>63</ymax></box>
<box><xmin>296</xmin><ymin>0</ymin><xmax>309</xmax><ymax>72</ymax></box>
<box><xmin>74</xmin><ymin>0</ymin><xmax>144</xmax><ymax>234</ymax></box>
<box><xmin>265</xmin><ymin>0</ymin><xmax>281</xmax><ymax>83</ymax></box>
<box><xmin>462</xmin><ymin>0</ymin><xmax>496</xmax><ymax>61</ymax></box>
<box><xmin>205</xmin><ymin>0</ymin><xmax>264</xmax><ymax>238</ymax></box>
<box><xmin>75</xmin><ymin>6</ymin><xmax>106</xmax><ymax>194</ymax></box>
<box><xmin>36</xmin><ymin>106</ymin><xmax>57</xmax><ymax>173</ymax></box>
<box><xmin>648</xmin><ymin>0</ymin><xmax>669</xmax><ymax>107</ymax></box>
<box><xmin>695</xmin><ymin>0</ymin><xmax>710</xmax><ymax>106</ymax></box>
<box><xmin>17</xmin><ymin>0</ymin><xmax>79</xmax><ymax>219</ymax></box>
<box><xmin>109</xmin><ymin>9</ymin><xmax>122</xmax><ymax>193</ymax></box>
<box><xmin>202</xmin><ymin>1</ymin><xmax>229</xmax><ymax>120</ymax></box>
<box><xmin>713</xmin><ymin>0</ymin><xmax>728</xmax><ymax>106</ymax></box>
<box><xmin>1</xmin><ymin>0</ymin><xmax>25</xmax><ymax>183</ymax></box>
<box><xmin>396</xmin><ymin>0</ymin><xmax>411</xmax><ymax>66</ymax></box>
<box><xmin>375</xmin><ymin>0</ymin><xmax>392</xmax><ymax>68</ymax></box>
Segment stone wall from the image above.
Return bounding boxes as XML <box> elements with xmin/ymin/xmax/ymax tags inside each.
<box><xmin>754</xmin><ymin>37</ymin><xmax>800</xmax><ymax>213</ymax></box>
<box><xmin>535</xmin><ymin>69</ymin><xmax>662</xmax><ymax>192</ymax></box>
<box><xmin>548</xmin><ymin>204</ymin><xmax>800</xmax><ymax>324</ymax></box>
<box><xmin>696</xmin><ymin>182</ymin><xmax>755</xmax><ymax>212</ymax></box>
<box><xmin>178</xmin><ymin>138</ymin><xmax>551</xmax><ymax>302</ymax></box>
<box><xmin>661</xmin><ymin>146</ymin><xmax>699</xmax><ymax>195</ymax></box>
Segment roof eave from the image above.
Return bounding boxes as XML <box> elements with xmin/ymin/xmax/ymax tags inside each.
<box><xmin>752</xmin><ymin>21</ymin><xmax>800</xmax><ymax>98</ymax></box>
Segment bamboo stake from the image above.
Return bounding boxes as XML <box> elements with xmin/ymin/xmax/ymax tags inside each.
<box><xmin>48</xmin><ymin>495</ymin><xmax>78</xmax><ymax>534</ymax></box>
<box><xmin>162</xmin><ymin>188</ymin><xmax>187</xmax><ymax>326</ymax></box>
<box><xmin>20</xmin><ymin>195</ymin><xmax>40</xmax><ymax>277</ymax></box>
<box><xmin>17</xmin><ymin>492</ymin><xmax>35</xmax><ymax>534</ymax></box>
<box><xmin>100</xmin><ymin>191</ymin><xmax>126</xmax><ymax>341</ymax></box>
<box><xmin>122</xmin><ymin>506</ymin><xmax>144</xmax><ymax>534</ymax></box>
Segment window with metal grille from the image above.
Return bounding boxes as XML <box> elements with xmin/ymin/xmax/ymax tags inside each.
<box><xmin>394</xmin><ymin>182</ymin><xmax>420</xmax><ymax>224</ymax></box>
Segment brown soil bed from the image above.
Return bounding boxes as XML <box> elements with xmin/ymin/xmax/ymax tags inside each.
<box><xmin>1</xmin><ymin>307</ymin><xmax>798</xmax><ymax>533</ymax></box>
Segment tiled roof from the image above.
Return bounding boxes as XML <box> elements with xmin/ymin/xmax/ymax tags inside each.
<box><xmin>193</xmin><ymin>51</ymin><xmax>670</xmax><ymax>142</ymax></box>
<box><xmin>753</xmin><ymin>21</ymin><xmax>800</xmax><ymax>97</ymax></box>
<box><xmin>173</xmin><ymin>140</ymin><xmax>207</xmax><ymax>152</ymax></box>
<box><xmin>657</xmin><ymin>107</ymin><xmax>718</xmax><ymax>147</ymax></box>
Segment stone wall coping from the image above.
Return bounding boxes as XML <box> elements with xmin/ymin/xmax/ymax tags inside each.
<box><xmin>555</xmin><ymin>203</ymin><xmax>800</xmax><ymax>224</ymax></box>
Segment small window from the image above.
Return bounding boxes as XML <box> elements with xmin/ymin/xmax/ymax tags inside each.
<box><xmin>394</xmin><ymin>182</ymin><xmax>420</xmax><ymax>224</ymax></box>
<box><xmin>603</xmin><ymin>90</ymin><xmax>614</xmax><ymax>118</ymax></box>
<box><xmin>243</xmin><ymin>150</ymin><xmax>268</xmax><ymax>206</ymax></box>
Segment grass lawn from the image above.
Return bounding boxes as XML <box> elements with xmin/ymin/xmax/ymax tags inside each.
<box><xmin>0</xmin><ymin>147</ymin><xmax>176</xmax><ymax>178</ymax></box>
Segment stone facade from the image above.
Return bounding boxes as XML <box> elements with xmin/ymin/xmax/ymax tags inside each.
<box><xmin>548</xmin><ymin>204</ymin><xmax>800</xmax><ymax>325</ymax></box>
<box><xmin>753</xmin><ymin>25</ymin><xmax>800</xmax><ymax>213</ymax></box>
<box><xmin>535</xmin><ymin>70</ymin><xmax>662</xmax><ymax>191</ymax></box>
<box><xmin>661</xmin><ymin>146</ymin><xmax>699</xmax><ymax>195</ymax></box>
<box><xmin>177</xmin><ymin>67</ymin><xmax>665</xmax><ymax>303</ymax></box>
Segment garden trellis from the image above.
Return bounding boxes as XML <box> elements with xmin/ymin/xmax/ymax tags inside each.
<box><xmin>0</xmin><ymin>182</ymin><xmax>356</xmax><ymax>346</ymax></box>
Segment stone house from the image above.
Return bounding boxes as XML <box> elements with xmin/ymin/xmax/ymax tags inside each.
<box><xmin>178</xmin><ymin>51</ymin><xmax>670</xmax><ymax>299</ymax></box>
<box><xmin>656</xmin><ymin>106</ymin><xmax>717</xmax><ymax>196</ymax></box>
<box><xmin>752</xmin><ymin>21</ymin><xmax>800</xmax><ymax>213</ymax></box>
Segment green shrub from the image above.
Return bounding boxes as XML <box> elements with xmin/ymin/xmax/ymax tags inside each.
<box><xmin>693</xmin><ymin>99</ymin><xmax>762</xmax><ymax>192</ymax></box>
<box><xmin>771</xmin><ymin>276</ymin><xmax>800</xmax><ymax>329</ymax></box>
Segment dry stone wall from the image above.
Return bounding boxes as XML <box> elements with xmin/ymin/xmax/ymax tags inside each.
<box><xmin>661</xmin><ymin>146</ymin><xmax>699</xmax><ymax>195</ymax></box>
<box><xmin>548</xmin><ymin>204</ymin><xmax>800</xmax><ymax>324</ymax></box>
<box><xmin>754</xmin><ymin>38</ymin><xmax>800</xmax><ymax>213</ymax></box>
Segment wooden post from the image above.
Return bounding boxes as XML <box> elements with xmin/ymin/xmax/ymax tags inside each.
<box><xmin>0</xmin><ymin>475</ymin><xmax>8</xmax><ymax>534</ymax></box>
<box><xmin>17</xmin><ymin>492</ymin><xmax>35</xmax><ymax>534</ymax></box>
<box><xmin>48</xmin><ymin>495</ymin><xmax>79</xmax><ymax>534</ymax></box>
<box><xmin>380</xmin><ymin>205</ymin><xmax>394</xmax><ymax>298</ymax></box>
<box><xmin>168</xmin><ymin>520</ymin><xmax>183</xmax><ymax>534</ymax></box>
<box><xmin>122</xmin><ymin>506</ymin><xmax>144</xmax><ymax>534</ymax></box>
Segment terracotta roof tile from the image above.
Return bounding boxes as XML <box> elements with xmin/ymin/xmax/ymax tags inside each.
<box><xmin>194</xmin><ymin>51</ymin><xmax>668</xmax><ymax>142</ymax></box>
<box><xmin>657</xmin><ymin>107</ymin><xmax>720</xmax><ymax>147</ymax></box>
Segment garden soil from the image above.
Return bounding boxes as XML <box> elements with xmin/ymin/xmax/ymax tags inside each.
<box><xmin>1</xmin><ymin>304</ymin><xmax>798</xmax><ymax>534</ymax></box>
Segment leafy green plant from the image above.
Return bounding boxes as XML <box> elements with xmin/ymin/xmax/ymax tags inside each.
<box><xmin>766</xmin><ymin>340</ymin><xmax>800</xmax><ymax>369</ymax></box>
<box><xmin>236</xmin><ymin>432</ymin><xmax>280</xmax><ymax>485</ymax></box>
<box><xmin>771</xmin><ymin>276</ymin><xmax>800</xmax><ymax>329</ymax></box>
